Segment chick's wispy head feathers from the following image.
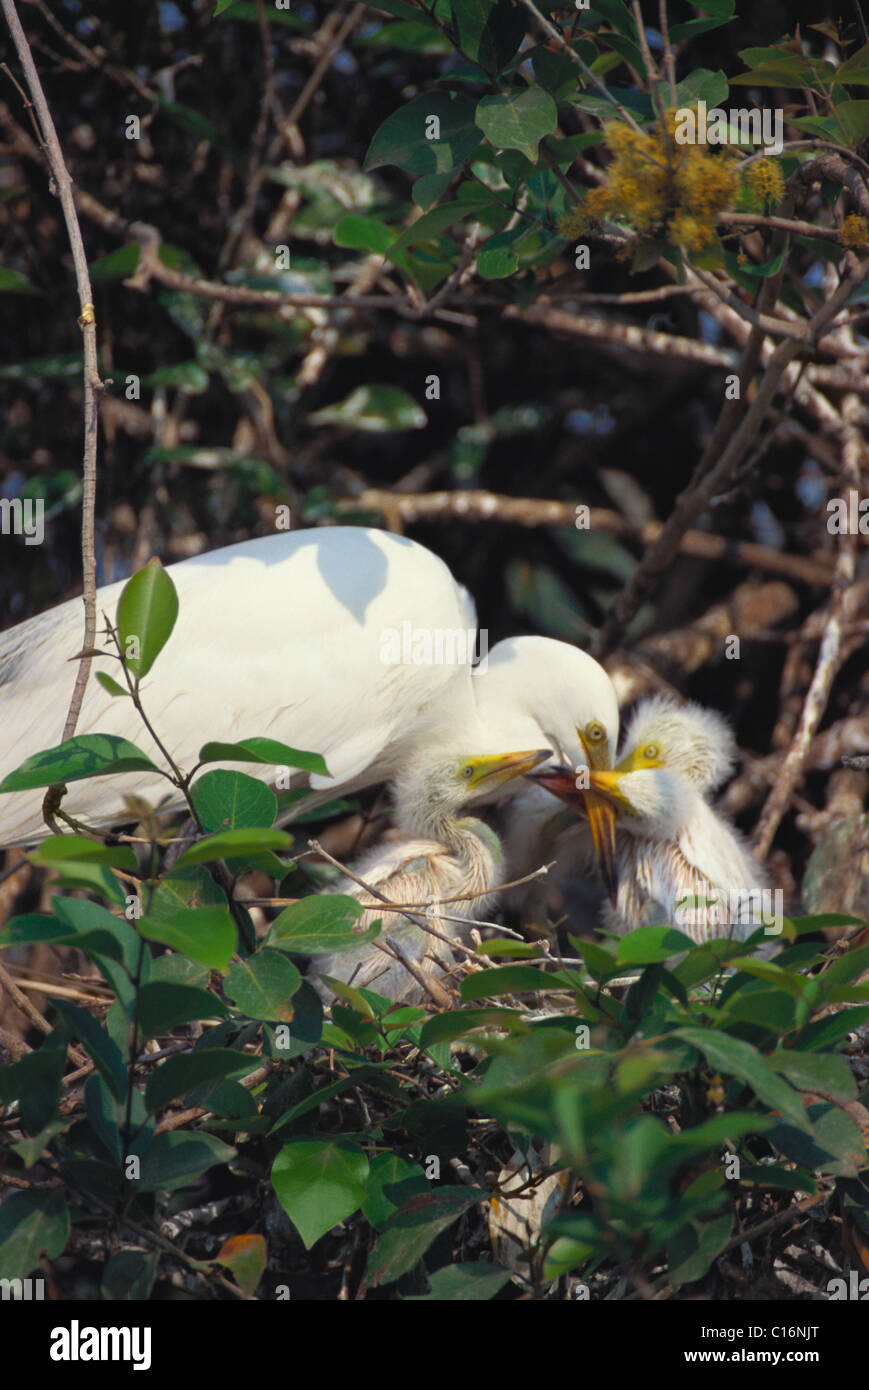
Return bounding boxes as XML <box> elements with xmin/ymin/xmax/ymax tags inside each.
<box><xmin>619</xmin><ymin>694</ymin><xmax>736</xmax><ymax>792</ymax></box>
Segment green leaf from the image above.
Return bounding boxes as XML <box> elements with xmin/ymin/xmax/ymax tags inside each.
<box><xmin>357</xmin><ymin>21</ymin><xmax>453</xmax><ymax>55</ymax></box>
<box><xmin>796</xmin><ymin>1005</ymin><xmax>869</xmax><ymax>1051</ymax></box>
<box><xmin>137</xmin><ymin>983</ymin><xmax>229</xmax><ymax>1038</ymax></box>
<box><xmin>171</xmin><ymin>827</ymin><xmax>292</xmax><ymax>870</ymax></box>
<box><xmin>89</xmin><ymin>243</ymin><xmax>141</xmax><ymax>280</ymax></box>
<box><xmin>308</xmin><ymin>384</ymin><xmax>426</xmax><ymax>433</ymax></box>
<box><xmin>0</xmin><ymin>911</ymin><xmax>125</xmax><ymax>967</ymax></box>
<box><xmin>389</xmin><ymin>197</ymin><xmax>493</xmax><ymax>253</ymax></box>
<box><xmin>116</xmin><ymin>558</ymin><xmax>179</xmax><ymax>679</ymax></box>
<box><xmin>477</xmin><ymin>244</ymin><xmax>519</xmax><ymax>278</ymax></box>
<box><xmin>453</xmin><ymin>0</ymin><xmax>527</xmax><ymax>75</ymax></box>
<box><xmin>361</xmin><ymin>1152</ymin><xmax>429</xmax><ymax>1229</ymax></box>
<box><xmin>95</xmin><ymin>671</ymin><xmax>128</xmax><ymax>698</ymax></box>
<box><xmin>668</xmin><ymin>1212</ymin><xmax>733</xmax><ymax>1288</ymax></box>
<box><xmin>767</xmin><ymin>1049</ymin><xmax>857</xmax><ymax>1102</ymax></box>
<box><xmin>138</xmin><ymin>905</ymin><xmax>237</xmax><ymax>970</ymax></box>
<box><xmin>365</xmin><ymin>93</ymin><xmax>481</xmax><ymax>175</ymax></box>
<box><xmin>27</xmin><ymin>835</ymin><xmax>138</xmax><ymax>873</ymax></box>
<box><xmin>134</xmin><ymin>1131</ymin><xmax>237</xmax><ymax>1191</ymax></box>
<box><xmin>144</xmin><ymin>1048</ymin><xmax>257</xmax><ymax>1112</ymax></box>
<box><xmin>143</xmin><ymin>362</ymin><xmax>209</xmax><ymax>394</ymax></box>
<box><xmin>225</xmin><ymin>948</ymin><xmax>301</xmax><ymax>1022</ymax></box>
<box><xmin>52</xmin><ymin>999</ymin><xmax>127</xmax><ymax>1102</ymax></box>
<box><xmin>830</xmin><ymin>99</ymin><xmax>869</xmax><ymax>144</ymax></box>
<box><xmin>272</xmin><ymin>1139</ymin><xmax>369</xmax><ymax>1248</ymax></box>
<box><xmin>419</xmin><ymin>1007</ymin><xmax>529</xmax><ymax>1048</ymax></box>
<box><xmin>617</xmin><ymin>926</ymin><xmax>698</xmax><ymax>965</ymax></box>
<box><xmin>215</xmin><ymin>0</ymin><xmax>309</xmax><ymax>28</ymax></box>
<box><xmin>834</xmin><ymin>42</ymin><xmax>869</xmax><ymax>85</ymax></box>
<box><xmin>101</xmin><ymin>1249</ymin><xmax>160</xmax><ymax>1301</ymax></box>
<box><xmin>0</xmin><ymin>734</ymin><xmax>157</xmax><ymax>792</ymax></box>
<box><xmin>368</xmin><ymin>1187</ymin><xmax>485</xmax><ymax>1285</ymax></box>
<box><xmin>333</xmin><ymin>214</ymin><xmax>395</xmax><ymax>255</ymax></box>
<box><xmin>459</xmin><ymin>964</ymin><xmax>572</xmax><ymax>1000</ymax></box>
<box><xmin>669</xmin><ymin>0</ymin><xmax>734</xmax><ymax>43</ymax></box>
<box><xmin>407</xmin><ymin>1261</ymin><xmax>512</xmax><ymax>1300</ymax></box>
<box><xmin>674</xmin><ymin>1027</ymin><xmax>811</xmax><ymax>1131</ymax></box>
<box><xmin>0</xmin><ymin>267</ymin><xmax>39</xmax><ymax>294</ymax></box>
<box><xmin>475</xmin><ymin>88</ymin><xmax>557</xmax><ymax>163</ymax></box>
<box><xmin>214</xmin><ymin>1234</ymin><xmax>267</xmax><ymax>1296</ymax></box>
<box><xmin>0</xmin><ymin>1190</ymin><xmax>69</xmax><ymax>1280</ymax></box>
<box><xmin>266</xmin><ymin>894</ymin><xmax>367</xmax><ymax>954</ymax></box>
<box><xmin>197</xmin><ymin>736</ymin><xmax>328</xmax><ymax>777</ymax></box>
<box><xmin>191</xmin><ymin>769</ymin><xmax>276</xmax><ymax>832</ymax></box>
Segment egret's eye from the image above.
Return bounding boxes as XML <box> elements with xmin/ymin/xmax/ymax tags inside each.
<box><xmin>586</xmin><ymin>722</ymin><xmax>606</xmax><ymax>744</ymax></box>
<box><xmin>643</xmin><ymin>743</ymin><xmax>659</xmax><ymax>760</ymax></box>
<box><xmin>460</xmin><ymin>764</ymin><xmax>475</xmax><ymax>780</ymax></box>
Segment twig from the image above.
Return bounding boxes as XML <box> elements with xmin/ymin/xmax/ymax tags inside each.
<box><xmin>333</xmin><ymin>488</ymin><xmax>833</xmax><ymax>588</ymax></box>
<box><xmin>1</xmin><ymin>1</ymin><xmax>102</xmax><ymax>833</ymax></box>
<box><xmin>658</xmin><ymin>0</ymin><xmax>676</xmax><ymax>106</ymax></box>
<box><xmin>593</xmin><ymin>251</ymin><xmax>869</xmax><ymax>657</ymax></box>
<box><xmin>752</xmin><ymin>395</ymin><xmax>862</xmax><ymax>858</ymax></box>
<box><xmin>516</xmin><ymin>0</ymin><xmax>643</xmax><ymax>133</ymax></box>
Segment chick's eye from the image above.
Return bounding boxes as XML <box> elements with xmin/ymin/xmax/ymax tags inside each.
<box><xmin>460</xmin><ymin>765</ymin><xmax>474</xmax><ymax>780</ymax></box>
<box><xmin>644</xmin><ymin>744</ymin><xmax>659</xmax><ymax>760</ymax></box>
<box><xmin>587</xmin><ymin>722</ymin><xmax>605</xmax><ymax>743</ymax></box>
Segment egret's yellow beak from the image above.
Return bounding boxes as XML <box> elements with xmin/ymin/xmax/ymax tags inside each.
<box><xmin>530</xmin><ymin>765</ymin><xmax>619</xmax><ymax>900</ymax></box>
<box><xmin>466</xmin><ymin>748</ymin><xmax>552</xmax><ymax>791</ymax></box>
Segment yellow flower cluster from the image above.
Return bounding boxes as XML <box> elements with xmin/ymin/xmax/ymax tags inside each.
<box><xmin>744</xmin><ymin>158</ymin><xmax>786</xmax><ymax>206</ymax></box>
<box><xmin>840</xmin><ymin>214</ymin><xmax>869</xmax><ymax>249</ymax></box>
<box><xmin>563</xmin><ymin>112</ymin><xmax>742</xmax><ymax>258</ymax></box>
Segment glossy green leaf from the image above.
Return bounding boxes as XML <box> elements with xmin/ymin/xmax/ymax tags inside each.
<box><xmin>197</xmin><ymin>736</ymin><xmax>328</xmax><ymax>776</ymax></box>
<box><xmin>171</xmin><ymin>827</ymin><xmax>292</xmax><ymax>869</ymax></box>
<box><xmin>225</xmin><ymin>948</ymin><xmax>301</xmax><ymax>1022</ymax></box>
<box><xmin>475</xmin><ymin>88</ymin><xmax>557</xmax><ymax>162</ymax></box>
<box><xmin>133</xmin><ymin>1131</ymin><xmax>236</xmax><ymax>1191</ymax></box>
<box><xmin>27</xmin><ymin>835</ymin><xmax>137</xmax><ymax>873</ymax></box>
<box><xmin>368</xmin><ymin>1186</ymin><xmax>485</xmax><ymax>1285</ymax></box>
<box><xmin>0</xmin><ymin>1190</ymin><xmax>69</xmax><ymax>1280</ymax></box>
<box><xmin>144</xmin><ymin>1048</ymin><xmax>257</xmax><ymax>1112</ymax></box>
<box><xmin>272</xmin><ymin>1139</ymin><xmax>369</xmax><ymax>1248</ymax></box>
<box><xmin>138</xmin><ymin>905</ymin><xmax>237</xmax><ymax>970</ymax></box>
<box><xmin>116</xmin><ymin>558</ymin><xmax>179</xmax><ymax>679</ymax></box>
<box><xmin>137</xmin><ymin>983</ymin><xmax>229</xmax><ymax>1038</ymax></box>
<box><xmin>0</xmin><ymin>734</ymin><xmax>157</xmax><ymax>792</ymax></box>
<box><xmin>365</xmin><ymin>93</ymin><xmax>481</xmax><ymax>175</ymax></box>
<box><xmin>266</xmin><ymin>894</ymin><xmax>368</xmax><ymax>954</ymax></box>
<box><xmin>191</xmin><ymin>769</ymin><xmax>276</xmax><ymax>832</ymax></box>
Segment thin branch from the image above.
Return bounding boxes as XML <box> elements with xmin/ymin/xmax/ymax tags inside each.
<box><xmin>752</xmin><ymin>394</ymin><xmax>862</xmax><ymax>858</ymax></box>
<box><xmin>593</xmin><ymin>251</ymin><xmax>869</xmax><ymax>656</ymax></box>
<box><xmin>1</xmin><ymin>0</ymin><xmax>102</xmax><ymax>834</ymax></box>
<box><xmin>658</xmin><ymin>0</ymin><xmax>676</xmax><ymax>105</ymax></box>
<box><xmin>333</xmin><ymin>487</ymin><xmax>833</xmax><ymax>588</ymax></box>
<box><xmin>516</xmin><ymin>0</ymin><xmax>643</xmax><ymax>133</ymax></box>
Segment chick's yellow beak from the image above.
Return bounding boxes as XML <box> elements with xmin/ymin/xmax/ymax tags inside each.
<box><xmin>467</xmin><ymin>748</ymin><xmax>552</xmax><ymax>791</ymax></box>
<box><xmin>530</xmin><ymin>766</ymin><xmax>619</xmax><ymax>900</ymax></box>
<box><xmin>587</xmin><ymin>768</ymin><xmax>636</xmax><ymax>813</ymax></box>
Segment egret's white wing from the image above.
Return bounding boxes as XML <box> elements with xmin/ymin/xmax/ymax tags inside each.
<box><xmin>0</xmin><ymin>529</ymin><xmax>481</xmax><ymax>845</ymax></box>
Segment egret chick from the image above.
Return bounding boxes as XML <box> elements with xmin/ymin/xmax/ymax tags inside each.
<box><xmin>309</xmin><ymin>746</ymin><xmax>550</xmax><ymax>1003</ymax></box>
<box><xmin>531</xmin><ymin>696</ymin><xmax>771</xmax><ymax>944</ymax></box>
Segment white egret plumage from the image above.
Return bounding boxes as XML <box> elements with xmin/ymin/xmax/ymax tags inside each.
<box><xmin>525</xmin><ymin>696</ymin><xmax>770</xmax><ymax>944</ymax></box>
<box><xmin>0</xmin><ymin>528</ymin><xmax>620</xmax><ymax>851</ymax></box>
<box><xmin>309</xmin><ymin>746</ymin><xmax>551</xmax><ymax>1003</ymax></box>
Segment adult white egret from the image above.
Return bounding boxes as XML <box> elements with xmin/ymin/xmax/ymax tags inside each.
<box><xmin>524</xmin><ymin>696</ymin><xmax>770</xmax><ymax>944</ymax></box>
<box><xmin>0</xmin><ymin>528</ymin><xmax>619</xmax><ymax>853</ymax></box>
<box><xmin>309</xmin><ymin>746</ymin><xmax>551</xmax><ymax>1004</ymax></box>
